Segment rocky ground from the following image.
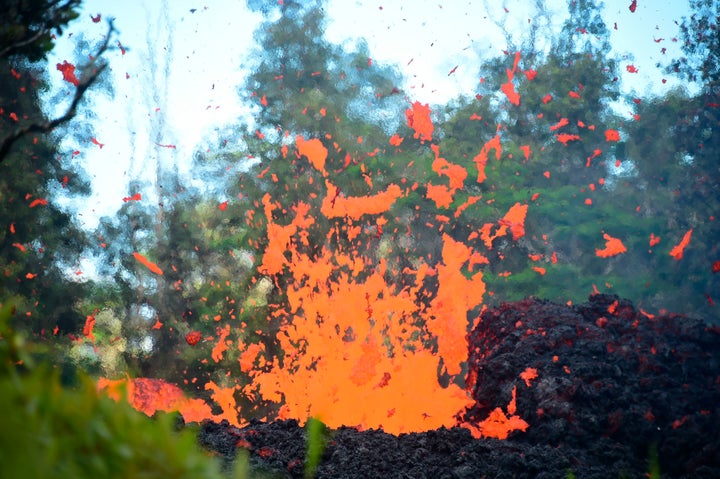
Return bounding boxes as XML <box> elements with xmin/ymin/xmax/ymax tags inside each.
<box><xmin>198</xmin><ymin>294</ymin><xmax>720</xmax><ymax>478</ymax></box>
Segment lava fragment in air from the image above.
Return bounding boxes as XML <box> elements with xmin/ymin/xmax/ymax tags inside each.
<box><xmin>405</xmin><ymin>101</ymin><xmax>434</xmax><ymax>142</ymax></box>
<box><xmin>132</xmin><ymin>252</ymin><xmax>163</xmax><ymax>275</ymax></box>
<box><xmin>389</xmin><ymin>134</ymin><xmax>404</xmax><ymax>146</ymax></box>
<box><xmin>321</xmin><ymin>182</ymin><xmax>402</xmax><ymax>220</ymax></box>
<box><xmin>28</xmin><ymin>198</ymin><xmax>48</xmax><ymax>208</ymax></box>
<box><xmin>669</xmin><ymin>229</ymin><xmax>693</xmax><ymax>260</ymax></box>
<box><xmin>550</xmin><ymin>118</ymin><xmax>569</xmax><ymax>131</ymax></box>
<box><xmin>83</xmin><ymin>313</ymin><xmax>96</xmax><ymax>342</ymax></box>
<box><xmin>473</xmin><ymin>135</ymin><xmax>502</xmax><ymax>184</ymax></box>
<box><xmin>122</xmin><ymin>193</ymin><xmax>142</xmax><ymax>202</ymax></box>
<box><xmin>185</xmin><ymin>331</ymin><xmax>202</xmax><ymax>346</ymax></box>
<box><xmin>556</xmin><ymin>133</ymin><xmax>580</xmax><ymax>145</ymax></box>
<box><xmin>500</xmin><ymin>52</ymin><xmax>522</xmax><ymax>105</ymax></box>
<box><xmin>649</xmin><ymin>233</ymin><xmax>661</xmax><ymax>248</ymax></box>
<box><xmin>56</xmin><ymin>61</ymin><xmax>79</xmax><ymax>86</ymax></box>
<box><xmin>596</xmin><ymin>233</ymin><xmax>627</xmax><ymax>258</ymax></box>
<box><xmin>296</xmin><ymin>136</ymin><xmax>328</xmax><ymax>176</ymax></box>
<box><xmin>605</xmin><ymin>129</ymin><xmax>620</xmax><ymax>142</ymax></box>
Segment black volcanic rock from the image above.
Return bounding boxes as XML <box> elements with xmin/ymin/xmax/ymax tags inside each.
<box><xmin>198</xmin><ymin>295</ymin><xmax>720</xmax><ymax>478</ymax></box>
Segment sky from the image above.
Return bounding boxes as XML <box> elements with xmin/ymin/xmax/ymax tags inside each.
<box><xmin>44</xmin><ymin>0</ymin><xmax>693</xmax><ymax>231</ymax></box>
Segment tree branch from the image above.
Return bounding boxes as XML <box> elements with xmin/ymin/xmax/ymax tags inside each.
<box><xmin>0</xmin><ymin>0</ymin><xmax>81</xmax><ymax>60</ymax></box>
<box><xmin>0</xmin><ymin>21</ymin><xmax>115</xmax><ymax>164</ymax></box>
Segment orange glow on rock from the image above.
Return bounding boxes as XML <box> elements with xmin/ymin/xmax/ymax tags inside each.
<box><xmin>465</xmin><ymin>386</ymin><xmax>529</xmax><ymax>439</ymax></box>
<box><xmin>519</xmin><ymin>367</ymin><xmax>538</xmax><ymax>387</ymax></box>
<box><xmin>98</xmin><ymin>377</ymin><xmax>214</xmax><ymax>423</ymax></box>
<box><xmin>205</xmin><ymin>381</ymin><xmax>241</xmax><ymax>426</ymax></box>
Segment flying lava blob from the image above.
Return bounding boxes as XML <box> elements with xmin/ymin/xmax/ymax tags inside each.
<box><xmin>132</xmin><ymin>252</ymin><xmax>163</xmax><ymax>275</ymax></box>
<box><xmin>405</xmin><ymin>101</ymin><xmax>434</xmax><ymax>142</ymax></box>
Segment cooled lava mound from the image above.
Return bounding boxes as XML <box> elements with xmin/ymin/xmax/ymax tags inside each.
<box><xmin>199</xmin><ymin>295</ymin><xmax>720</xmax><ymax>478</ymax></box>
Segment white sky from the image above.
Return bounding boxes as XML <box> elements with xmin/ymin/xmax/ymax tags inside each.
<box><xmin>45</xmin><ymin>0</ymin><xmax>691</xmax><ymax>230</ymax></box>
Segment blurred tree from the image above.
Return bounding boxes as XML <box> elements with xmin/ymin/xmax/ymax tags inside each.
<box><xmin>0</xmin><ymin>1</ymin><xmax>113</xmax><ymax>163</ymax></box>
<box><xmin>434</xmin><ymin>0</ymin><xmax>638</xmax><ymax>309</ymax></box>
<box><xmin>207</xmin><ymin>0</ymin><xmax>413</xmax><ymax>290</ymax></box>
<box><xmin>622</xmin><ymin>0</ymin><xmax>720</xmax><ymax>320</ymax></box>
<box><xmin>669</xmin><ymin>0</ymin><xmax>720</xmax><ymax>88</ymax></box>
<box><xmin>0</xmin><ymin>0</ymin><xmax>81</xmax><ymax>61</ymax></box>
<box><xmin>0</xmin><ymin>1</ymin><xmax>114</xmax><ymax>342</ymax></box>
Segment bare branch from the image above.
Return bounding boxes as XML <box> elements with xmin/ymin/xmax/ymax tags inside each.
<box><xmin>0</xmin><ymin>21</ymin><xmax>115</xmax><ymax>164</ymax></box>
<box><xmin>0</xmin><ymin>29</ymin><xmax>46</xmax><ymax>59</ymax></box>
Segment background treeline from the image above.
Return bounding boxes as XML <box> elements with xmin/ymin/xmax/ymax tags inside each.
<box><xmin>1</xmin><ymin>0</ymin><xmax>718</xmax><ymax>409</ymax></box>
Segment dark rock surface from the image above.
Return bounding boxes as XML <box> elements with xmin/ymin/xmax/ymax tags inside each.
<box><xmin>198</xmin><ymin>295</ymin><xmax>720</xmax><ymax>478</ymax></box>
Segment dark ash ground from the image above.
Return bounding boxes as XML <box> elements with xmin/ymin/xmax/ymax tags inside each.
<box><xmin>198</xmin><ymin>295</ymin><xmax>720</xmax><ymax>478</ymax></box>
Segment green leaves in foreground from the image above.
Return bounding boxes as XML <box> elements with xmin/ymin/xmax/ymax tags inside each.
<box><xmin>0</xmin><ymin>300</ymin><xmax>247</xmax><ymax>479</ymax></box>
<box><xmin>305</xmin><ymin>416</ymin><xmax>328</xmax><ymax>479</ymax></box>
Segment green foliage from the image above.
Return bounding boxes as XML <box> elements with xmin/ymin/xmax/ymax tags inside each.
<box><xmin>670</xmin><ymin>0</ymin><xmax>720</xmax><ymax>86</ymax></box>
<box><xmin>0</xmin><ymin>300</ymin><xmax>248</xmax><ymax>479</ymax></box>
<box><xmin>0</xmin><ymin>26</ymin><xmax>94</xmax><ymax>339</ymax></box>
<box><xmin>647</xmin><ymin>443</ymin><xmax>661</xmax><ymax>479</ymax></box>
<box><xmin>304</xmin><ymin>416</ymin><xmax>327</xmax><ymax>479</ymax></box>
<box><xmin>0</xmin><ymin>0</ymin><xmax>81</xmax><ymax>61</ymax></box>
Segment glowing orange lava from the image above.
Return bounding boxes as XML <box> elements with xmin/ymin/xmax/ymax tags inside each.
<box><xmin>132</xmin><ymin>252</ymin><xmax>163</xmax><ymax>275</ymax></box>
<box><xmin>596</xmin><ymin>233</ymin><xmax>627</xmax><ymax>258</ymax></box>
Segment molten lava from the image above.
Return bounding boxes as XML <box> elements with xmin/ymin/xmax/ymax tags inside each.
<box><xmin>99</xmin><ymin>101</ymin><xmax>534</xmax><ymax>439</ymax></box>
